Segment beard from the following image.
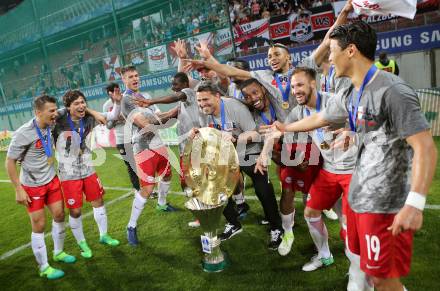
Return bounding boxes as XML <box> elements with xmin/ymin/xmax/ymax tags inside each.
<box><xmin>296</xmin><ymin>93</ymin><xmax>311</xmax><ymax>106</ymax></box>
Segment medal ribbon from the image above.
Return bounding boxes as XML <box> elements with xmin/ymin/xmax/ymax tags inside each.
<box><xmin>210</xmin><ymin>99</ymin><xmax>226</xmax><ymax>130</ymax></box>
<box><xmin>348</xmin><ymin>65</ymin><xmax>377</xmax><ymax>132</ymax></box>
<box><xmin>304</xmin><ymin>92</ymin><xmax>324</xmax><ymax>143</ymax></box>
<box><xmin>260</xmin><ymin>103</ymin><xmax>276</xmax><ymax>125</ymax></box>
<box><xmin>67</xmin><ymin>113</ymin><xmax>84</xmax><ymax>148</ymax></box>
<box><xmin>33</xmin><ymin>119</ymin><xmax>52</xmax><ymax>158</ymax></box>
<box><xmin>325</xmin><ymin>65</ymin><xmax>334</xmax><ymax>93</ymax></box>
<box><xmin>275</xmin><ymin>69</ymin><xmax>293</xmax><ymax>105</ymax></box>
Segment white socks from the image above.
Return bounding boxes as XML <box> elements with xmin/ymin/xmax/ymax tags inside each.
<box><xmin>31</xmin><ymin>232</ymin><xmax>49</xmax><ymax>271</ymax></box>
<box><xmin>233</xmin><ymin>192</ymin><xmax>245</xmax><ymax>205</ymax></box>
<box><xmin>69</xmin><ymin>215</ymin><xmax>85</xmax><ymax>243</ymax></box>
<box><xmin>281</xmin><ymin>210</ymin><xmax>295</xmax><ymax>234</ymax></box>
<box><xmin>51</xmin><ymin>220</ymin><xmax>65</xmax><ymax>255</ymax></box>
<box><xmin>345</xmin><ymin>248</ymin><xmax>374</xmax><ymax>291</ymax></box>
<box><xmin>93</xmin><ymin>206</ymin><xmax>108</xmax><ymax>236</ymax></box>
<box><xmin>305</xmin><ymin>215</ymin><xmax>331</xmax><ymax>258</ymax></box>
<box><xmin>158</xmin><ymin>180</ymin><xmax>171</xmax><ymax>206</ymax></box>
<box><xmin>128</xmin><ymin>191</ymin><xmax>147</xmax><ymax>228</ymax></box>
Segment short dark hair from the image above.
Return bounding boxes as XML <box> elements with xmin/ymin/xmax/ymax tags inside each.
<box><xmin>63</xmin><ymin>90</ymin><xmax>86</xmax><ymax>108</ymax></box>
<box><xmin>226</xmin><ymin>58</ymin><xmax>250</xmax><ymax>71</ymax></box>
<box><xmin>269</xmin><ymin>43</ymin><xmax>290</xmax><ymax>54</ymax></box>
<box><xmin>329</xmin><ymin>21</ymin><xmax>377</xmax><ymax>61</ymax></box>
<box><xmin>292</xmin><ymin>67</ymin><xmax>317</xmax><ymax>81</ymax></box>
<box><xmin>105</xmin><ymin>82</ymin><xmax>119</xmax><ymax>94</ymax></box>
<box><xmin>196</xmin><ymin>81</ymin><xmax>221</xmax><ymax>95</ymax></box>
<box><xmin>238</xmin><ymin>78</ymin><xmax>263</xmax><ymax>91</ymax></box>
<box><xmin>120</xmin><ymin>65</ymin><xmax>137</xmax><ymax>75</ymax></box>
<box><xmin>173</xmin><ymin>72</ymin><xmax>189</xmax><ymax>84</ymax></box>
<box><xmin>33</xmin><ymin>95</ymin><xmax>57</xmax><ymax>110</ymax></box>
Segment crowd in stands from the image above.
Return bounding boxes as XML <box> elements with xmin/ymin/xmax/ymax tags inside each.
<box><xmin>229</xmin><ymin>0</ymin><xmax>334</xmax><ymax>25</ymax></box>
<box><xmin>1</xmin><ymin>0</ymin><xmax>439</xmax><ymax>103</ymax></box>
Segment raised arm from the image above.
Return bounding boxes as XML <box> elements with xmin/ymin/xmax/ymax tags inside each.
<box><xmin>133</xmin><ymin>91</ymin><xmax>187</xmax><ymax>108</ymax></box>
<box><xmin>312</xmin><ymin>0</ymin><xmax>353</xmax><ymax>66</ymax></box>
<box><xmin>186</xmin><ymin>58</ymin><xmax>252</xmax><ymax>81</ymax></box>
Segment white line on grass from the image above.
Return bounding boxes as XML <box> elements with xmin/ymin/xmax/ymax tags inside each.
<box><xmin>1</xmin><ymin>181</ymin><xmax>440</xmax><ymax>260</ymax></box>
<box><xmin>0</xmin><ymin>190</ymin><xmax>133</xmax><ymax>261</ymax></box>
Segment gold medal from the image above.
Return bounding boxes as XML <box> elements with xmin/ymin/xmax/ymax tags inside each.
<box><xmin>320</xmin><ymin>141</ymin><xmax>330</xmax><ymax>150</ymax></box>
<box><xmin>47</xmin><ymin>156</ymin><xmax>54</xmax><ymax>165</ymax></box>
<box><xmin>281</xmin><ymin>102</ymin><xmax>289</xmax><ymax>110</ymax></box>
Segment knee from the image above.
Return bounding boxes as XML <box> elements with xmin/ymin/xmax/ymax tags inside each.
<box><xmin>304</xmin><ymin>207</ymin><xmax>320</xmax><ymax>219</ymax></box>
<box><xmin>140</xmin><ymin>186</ymin><xmax>153</xmax><ymax>198</ymax></box>
<box><xmin>31</xmin><ymin>217</ymin><xmax>45</xmax><ymax>232</ymax></box>
<box><xmin>52</xmin><ymin>210</ymin><xmax>65</xmax><ymax>222</ymax></box>
<box><xmin>69</xmin><ymin>208</ymin><xmax>82</xmax><ymax>218</ymax></box>
<box><xmin>91</xmin><ymin>198</ymin><xmax>104</xmax><ymax>208</ymax></box>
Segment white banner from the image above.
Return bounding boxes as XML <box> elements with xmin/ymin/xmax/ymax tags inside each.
<box><xmin>147</xmin><ymin>45</ymin><xmax>169</xmax><ymax>72</ymax></box>
<box><xmin>103</xmin><ymin>55</ymin><xmax>121</xmax><ymax>81</ymax></box>
<box><xmin>215</xmin><ymin>28</ymin><xmax>233</xmax><ymax>56</ymax></box>
<box><xmin>352</xmin><ymin>0</ymin><xmax>417</xmax><ymax>19</ymax></box>
<box><xmin>187</xmin><ymin>32</ymin><xmax>214</xmax><ymax>57</ymax></box>
<box><xmin>233</xmin><ymin>19</ymin><xmax>271</xmax><ymax>52</ymax></box>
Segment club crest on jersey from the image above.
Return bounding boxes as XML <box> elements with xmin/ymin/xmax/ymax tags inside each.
<box><xmin>271</xmin><ymin>75</ymin><xmax>289</xmax><ymax>88</ymax></box>
<box><xmin>67</xmin><ymin>199</ymin><xmax>75</xmax><ymax>206</ymax></box>
<box><xmin>35</xmin><ymin>139</ymin><xmax>43</xmax><ymax>149</ymax></box>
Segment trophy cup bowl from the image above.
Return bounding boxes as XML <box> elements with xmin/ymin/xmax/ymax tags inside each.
<box><xmin>183</xmin><ymin>128</ymin><xmax>240</xmax><ymax>272</ymax></box>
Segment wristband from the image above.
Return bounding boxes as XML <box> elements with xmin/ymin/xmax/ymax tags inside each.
<box><xmin>405</xmin><ymin>191</ymin><xmax>426</xmax><ymax>211</ymax></box>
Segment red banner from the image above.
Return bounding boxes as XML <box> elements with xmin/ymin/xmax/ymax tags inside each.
<box><xmin>269</xmin><ymin>4</ymin><xmax>334</xmax><ymax>44</ymax></box>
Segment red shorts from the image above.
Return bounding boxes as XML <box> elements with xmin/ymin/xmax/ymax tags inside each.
<box><xmin>307</xmin><ymin>169</ymin><xmax>352</xmax><ymax>211</ymax></box>
<box><xmin>61</xmin><ymin>173</ymin><xmax>105</xmax><ymax>209</ymax></box>
<box><xmin>346</xmin><ymin>205</ymin><xmax>414</xmax><ymax>278</ymax></box>
<box><xmin>21</xmin><ymin>176</ymin><xmax>63</xmax><ymax>213</ymax></box>
<box><xmin>279</xmin><ymin>165</ymin><xmax>320</xmax><ymax>194</ymax></box>
<box><xmin>135</xmin><ymin>147</ymin><xmax>171</xmax><ymax>187</ymax></box>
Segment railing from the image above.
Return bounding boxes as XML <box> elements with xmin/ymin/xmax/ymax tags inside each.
<box><xmin>416</xmin><ymin>88</ymin><xmax>440</xmax><ymax>136</ymax></box>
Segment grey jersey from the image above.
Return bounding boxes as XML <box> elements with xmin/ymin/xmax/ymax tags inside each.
<box><xmin>53</xmin><ymin>110</ymin><xmax>98</xmax><ymax>181</ymax></box>
<box><xmin>319</xmin><ymin>67</ymin><xmax>351</xmax><ymax>94</ymax></box>
<box><xmin>286</xmin><ymin>92</ymin><xmax>356</xmax><ymax>174</ymax></box>
<box><xmin>121</xmin><ymin>90</ymin><xmax>164</xmax><ymax>154</ymax></box>
<box><xmin>7</xmin><ymin>119</ymin><xmax>56</xmax><ymax>187</ymax></box>
<box><xmin>103</xmin><ymin>99</ymin><xmax>125</xmax><ymax>145</ymax></box>
<box><xmin>250</xmin><ymin>69</ymin><xmax>297</xmax><ymax>122</ymax></box>
<box><xmin>178</xmin><ymin>88</ymin><xmax>200</xmax><ymax>153</ymax></box>
<box><xmin>199</xmin><ymin>97</ymin><xmax>261</xmax><ymax>158</ymax></box>
<box><xmin>251</xmin><ymin>103</ymin><xmax>277</xmax><ymax>129</ymax></box>
<box><xmin>300</xmin><ymin>56</ymin><xmax>351</xmax><ymax>94</ymax></box>
<box><xmin>228</xmin><ymin>82</ymin><xmax>244</xmax><ymax>100</ymax></box>
<box><xmin>322</xmin><ymin>70</ymin><xmax>430</xmax><ymax>214</ymax></box>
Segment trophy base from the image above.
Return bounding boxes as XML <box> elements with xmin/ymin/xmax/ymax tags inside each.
<box><xmin>202</xmin><ymin>259</ymin><xmax>228</xmax><ymax>273</ymax></box>
<box><xmin>202</xmin><ymin>251</ymin><xmax>229</xmax><ymax>273</ymax></box>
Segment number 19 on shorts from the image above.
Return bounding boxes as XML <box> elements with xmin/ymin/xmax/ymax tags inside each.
<box><xmin>365</xmin><ymin>234</ymin><xmax>380</xmax><ymax>261</ymax></box>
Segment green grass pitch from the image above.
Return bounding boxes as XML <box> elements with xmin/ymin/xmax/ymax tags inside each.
<box><xmin>0</xmin><ymin>139</ymin><xmax>439</xmax><ymax>290</ymax></box>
